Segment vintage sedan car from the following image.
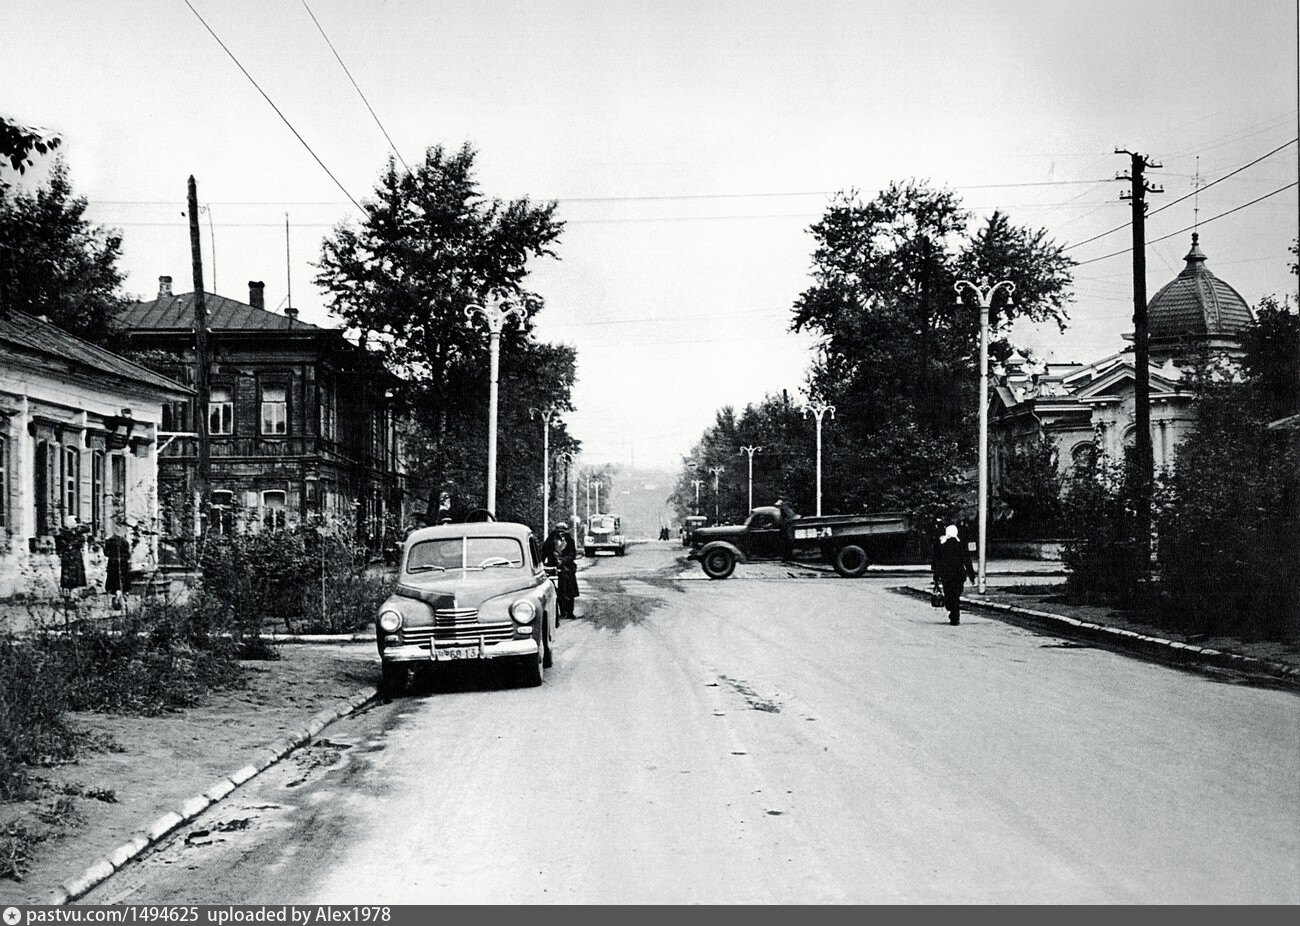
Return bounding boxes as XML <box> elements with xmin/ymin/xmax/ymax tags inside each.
<box><xmin>376</xmin><ymin>521</ymin><xmax>557</xmax><ymax>691</ymax></box>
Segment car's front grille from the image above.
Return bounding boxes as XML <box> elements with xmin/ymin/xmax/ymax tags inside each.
<box><xmin>434</xmin><ymin>607</ymin><xmax>479</xmax><ymax>626</ymax></box>
<box><xmin>402</xmin><ymin>621</ymin><xmax>515</xmax><ymax>648</ymax></box>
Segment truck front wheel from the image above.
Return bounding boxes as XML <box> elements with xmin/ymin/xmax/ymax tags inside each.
<box><xmin>701</xmin><ymin>548</ymin><xmax>736</xmax><ymax>580</ymax></box>
<box><xmin>832</xmin><ymin>544</ymin><xmax>869</xmax><ymax>578</ymax></box>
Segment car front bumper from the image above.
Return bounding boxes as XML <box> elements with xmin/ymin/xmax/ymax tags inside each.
<box><xmin>381</xmin><ymin>638</ymin><xmax>539</xmax><ymax>663</ymax></box>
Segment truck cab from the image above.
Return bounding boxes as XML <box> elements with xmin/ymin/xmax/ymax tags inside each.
<box><xmin>584</xmin><ymin>514</ymin><xmax>626</xmax><ymax>557</ymax></box>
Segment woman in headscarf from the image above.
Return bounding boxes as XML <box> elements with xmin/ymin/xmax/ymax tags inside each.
<box><xmin>931</xmin><ymin>524</ymin><xmax>975</xmax><ymax>625</ymax></box>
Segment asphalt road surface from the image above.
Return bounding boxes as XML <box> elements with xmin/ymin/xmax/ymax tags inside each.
<box><xmin>87</xmin><ymin>543</ymin><xmax>1299</xmax><ymax>903</ymax></box>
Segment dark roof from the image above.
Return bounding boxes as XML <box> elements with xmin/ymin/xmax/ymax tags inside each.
<box><xmin>0</xmin><ymin>311</ymin><xmax>191</xmax><ymax>396</ymax></box>
<box><xmin>1148</xmin><ymin>234</ymin><xmax>1253</xmax><ymax>344</ymax></box>
<box><xmin>119</xmin><ymin>291</ymin><xmax>327</xmax><ymax>332</ymax></box>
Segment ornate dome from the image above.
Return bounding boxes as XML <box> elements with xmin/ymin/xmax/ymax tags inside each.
<box><xmin>1147</xmin><ymin>233</ymin><xmax>1253</xmax><ymax>349</ymax></box>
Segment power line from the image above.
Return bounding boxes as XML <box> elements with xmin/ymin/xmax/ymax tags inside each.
<box><xmin>180</xmin><ymin>0</ymin><xmax>365</xmax><ymax>214</ymax></box>
<box><xmin>1063</xmin><ymin>138</ymin><xmax>1297</xmax><ymax>253</ymax></box>
<box><xmin>299</xmin><ymin>0</ymin><xmax>410</xmax><ymax>174</ymax></box>
<box><xmin>1073</xmin><ymin>181</ymin><xmax>1298</xmax><ymax>268</ymax></box>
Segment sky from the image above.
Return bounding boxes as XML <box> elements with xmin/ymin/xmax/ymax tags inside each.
<box><xmin>7</xmin><ymin>0</ymin><xmax>1298</xmax><ymax>469</ymax></box>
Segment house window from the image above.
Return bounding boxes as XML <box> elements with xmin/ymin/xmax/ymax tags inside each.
<box><xmin>319</xmin><ymin>384</ymin><xmax>336</xmax><ymax>440</ymax></box>
<box><xmin>210</xmin><ymin>490</ymin><xmax>235</xmax><ymax>536</ymax></box>
<box><xmin>162</xmin><ymin>400</ymin><xmax>189</xmax><ymax>432</ymax></box>
<box><xmin>0</xmin><ymin>435</ymin><xmax>7</xmax><ymax>529</ymax></box>
<box><xmin>1071</xmin><ymin>442</ymin><xmax>1098</xmax><ymax>473</ymax></box>
<box><xmin>91</xmin><ymin>450</ymin><xmax>105</xmax><ymax>533</ymax></box>
<box><xmin>63</xmin><ymin>445</ymin><xmax>80</xmax><ymax>521</ymax></box>
<box><xmin>111</xmin><ymin>454</ymin><xmax>127</xmax><ymax>528</ymax></box>
<box><xmin>262</xmin><ymin>490</ymin><xmax>287</xmax><ymax>531</ymax></box>
<box><xmin>261</xmin><ymin>385</ymin><xmax>287</xmax><ymax>435</ymax></box>
<box><xmin>209</xmin><ymin>386</ymin><xmax>233</xmax><ymax>435</ymax></box>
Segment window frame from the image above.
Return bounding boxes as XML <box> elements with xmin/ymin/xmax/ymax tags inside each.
<box><xmin>91</xmin><ymin>450</ymin><xmax>105</xmax><ymax>533</ymax></box>
<box><xmin>208</xmin><ymin>385</ymin><xmax>234</xmax><ymax>436</ymax></box>
<box><xmin>261</xmin><ymin>489</ymin><xmax>287</xmax><ymax>531</ymax></box>
<box><xmin>210</xmin><ymin>489</ymin><xmax>235</xmax><ymax>536</ymax></box>
<box><xmin>63</xmin><ymin>444</ymin><xmax>80</xmax><ymax>521</ymax></box>
<box><xmin>260</xmin><ymin>383</ymin><xmax>288</xmax><ymax>436</ymax></box>
<box><xmin>0</xmin><ymin>434</ymin><xmax>7</xmax><ymax>530</ymax></box>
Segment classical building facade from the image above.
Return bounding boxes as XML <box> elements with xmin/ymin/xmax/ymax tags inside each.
<box><xmin>119</xmin><ymin>278</ymin><xmax>409</xmax><ymax>559</ymax></box>
<box><xmin>0</xmin><ymin>312</ymin><xmax>191</xmax><ymax>598</ymax></box>
<box><xmin>991</xmin><ymin>234</ymin><xmax>1254</xmax><ymax>485</ymax></box>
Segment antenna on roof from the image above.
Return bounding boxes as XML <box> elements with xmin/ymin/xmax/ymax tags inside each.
<box><xmin>285</xmin><ymin>213</ymin><xmax>294</xmax><ymax>324</ymax></box>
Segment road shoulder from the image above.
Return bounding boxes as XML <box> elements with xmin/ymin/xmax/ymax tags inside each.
<box><xmin>0</xmin><ymin>643</ymin><xmax>378</xmax><ymax>905</ymax></box>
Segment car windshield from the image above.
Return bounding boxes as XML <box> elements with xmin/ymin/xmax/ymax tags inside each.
<box><xmin>406</xmin><ymin>537</ymin><xmax>526</xmax><ymax>574</ymax></box>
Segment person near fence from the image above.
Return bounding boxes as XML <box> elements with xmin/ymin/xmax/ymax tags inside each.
<box><xmin>931</xmin><ymin>523</ymin><xmax>975</xmax><ymax>625</ymax></box>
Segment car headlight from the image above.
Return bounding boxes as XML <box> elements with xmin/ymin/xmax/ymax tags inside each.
<box><xmin>378</xmin><ymin>610</ymin><xmax>403</xmax><ymax>632</ymax></box>
<box><xmin>509</xmin><ymin>599</ymin><xmax>536</xmax><ymax>624</ymax></box>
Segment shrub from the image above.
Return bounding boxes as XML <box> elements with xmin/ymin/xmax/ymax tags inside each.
<box><xmin>200</xmin><ymin>519</ymin><xmax>392</xmax><ymax>636</ymax></box>
<box><xmin>0</xmin><ymin>636</ymin><xmax>75</xmax><ymax>802</ymax></box>
<box><xmin>1155</xmin><ymin>370</ymin><xmax>1300</xmax><ymax>641</ymax></box>
<box><xmin>1059</xmin><ymin>452</ymin><xmax>1144</xmax><ymax>608</ymax></box>
<box><xmin>36</xmin><ymin>598</ymin><xmax>246</xmax><ymax>715</ymax></box>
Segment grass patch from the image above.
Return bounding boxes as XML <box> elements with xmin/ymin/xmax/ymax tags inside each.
<box><xmin>1</xmin><ymin>595</ymin><xmax>250</xmax><ymax>808</ymax></box>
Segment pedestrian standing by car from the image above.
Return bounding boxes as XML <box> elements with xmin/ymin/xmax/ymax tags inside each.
<box><xmin>932</xmin><ymin>524</ymin><xmax>975</xmax><ymax>625</ymax></box>
<box><xmin>541</xmin><ymin>520</ymin><xmax>579</xmax><ymax>622</ymax></box>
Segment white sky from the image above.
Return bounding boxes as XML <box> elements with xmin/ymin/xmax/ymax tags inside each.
<box><xmin>8</xmin><ymin>0</ymin><xmax>1298</xmax><ymax>468</ymax></box>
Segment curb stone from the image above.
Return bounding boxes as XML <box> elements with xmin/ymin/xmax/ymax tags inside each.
<box><xmin>50</xmin><ymin>683</ymin><xmax>379</xmax><ymax>905</ymax></box>
<box><xmin>899</xmin><ymin>584</ymin><xmax>1300</xmax><ymax>685</ymax></box>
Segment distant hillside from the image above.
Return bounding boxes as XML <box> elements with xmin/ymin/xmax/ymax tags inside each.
<box><xmin>603</xmin><ymin>467</ymin><xmax>678</xmax><ymax>540</ymax></box>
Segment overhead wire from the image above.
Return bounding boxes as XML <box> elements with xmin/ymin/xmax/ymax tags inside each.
<box><xmin>299</xmin><ymin>0</ymin><xmax>410</xmax><ymax>174</ymax></box>
<box><xmin>1072</xmin><ymin>180</ymin><xmax>1298</xmax><ymax>268</ymax></box>
<box><xmin>179</xmin><ymin>0</ymin><xmax>365</xmax><ymax>214</ymax></box>
<box><xmin>1062</xmin><ymin>137</ymin><xmax>1297</xmax><ymax>253</ymax></box>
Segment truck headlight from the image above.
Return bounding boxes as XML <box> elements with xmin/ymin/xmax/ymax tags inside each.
<box><xmin>378</xmin><ymin>610</ymin><xmax>403</xmax><ymax>632</ymax></box>
<box><xmin>509</xmin><ymin>599</ymin><xmax>536</xmax><ymax>624</ymax></box>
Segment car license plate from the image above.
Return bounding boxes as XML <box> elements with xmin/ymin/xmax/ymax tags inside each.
<box><xmin>434</xmin><ymin>646</ymin><xmax>479</xmax><ymax>661</ymax></box>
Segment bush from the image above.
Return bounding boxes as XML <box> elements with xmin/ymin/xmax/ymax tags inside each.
<box><xmin>1155</xmin><ymin>375</ymin><xmax>1300</xmax><ymax>641</ymax></box>
<box><xmin>200</xmin><ymin>520</ymin><xmax>391</xmax><ymax>636</ymax></box>
<box><xmin>35</xmin><ymin>598</ymin><xmax>246</xmax><ymax>714</ymax></box>
<box><xmin>1060</xmin><ymin>452</ymin><xmax>1144</xmax><ymax>608</ymax></box>
<box><xmin>0</xmin><ymin>637</ymin><xmax>75</xmax><ymax>802</ymax></box>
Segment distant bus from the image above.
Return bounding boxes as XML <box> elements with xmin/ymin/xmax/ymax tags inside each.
<box><xmin>584</xmin><ymin>514</ymin><xmax>626</xmax><ymax>557</ymax></box>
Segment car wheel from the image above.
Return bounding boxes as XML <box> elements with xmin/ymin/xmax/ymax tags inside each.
<box><xmin>701</xmin><ymin>548</ymin><xmax>736</xmax><ymax>580</ymax></box>
<box><xmin>381</xmin><ymin>661</ymin><xmax>406</xmax><ymax>696</ymax></box>
<box><xmin>518</xmin><ymin>642</ymin><xmax>544</xmax><ymax>687</ymax></box>
<box><xmin>584</xmin><ymin>547</ymin><xmax>594</xmax><ymax>557</ymax></box>
<box><xmin>833</xmin><ymin>544</ymin><xmax>869</xmax><ymax>578</ymax></box>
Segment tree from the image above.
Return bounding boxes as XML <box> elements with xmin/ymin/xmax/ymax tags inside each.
<box><xmin>0</xmin><ymin>114</ymin><xmax>61</xmax><ymax>182</ymax></box>
<box><xmin>0</xmin><ymin>160</ymin><xmax>128</xmax><ymax>346</ymax></box>
<box><xmin>789</xmin><ymin>180</ymin><xmax>1074</xmax><ymax>518</ymax></box>
<box><xmin>315</xmin><ymin>144</ymin><xmax>568</xmax><ymax>522</ymax></box>
<box><xmin>1152</xmin><ymin>302</ymin><xmax>1300</xmax><ymax>640</ymax></box>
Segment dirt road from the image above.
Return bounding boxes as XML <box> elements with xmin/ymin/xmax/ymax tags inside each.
<box><xmin>84</xmin><ymin>544</ymin><xmax>1300</xmax><ymax>903</ymax></box>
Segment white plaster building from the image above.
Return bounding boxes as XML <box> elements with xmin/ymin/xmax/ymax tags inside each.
<box><xmin>991</xmin><ymin>234</ymin><xmax>1254</xmax><ymax>482</ymax></box>
<box><xmin>0</xmin><ymin>312</ymin><xmax>191</xmax><ymax>599</ymax></box>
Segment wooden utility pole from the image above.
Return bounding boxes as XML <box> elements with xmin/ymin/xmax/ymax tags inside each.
<box><xmin>1117</xmin><ymin>149</ymin><xmax>1162</xmax><ymax>574</ymax></box>
<box><xmin>187</xmin><ymin>177</ymin><xmax>211</xmax><ymax>532</ymax></box>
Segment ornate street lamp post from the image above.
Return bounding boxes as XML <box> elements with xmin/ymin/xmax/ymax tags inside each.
<box><xmin>804</xmin><ymin>403</ymin><xmax>835</xmax><ymax>517</ymax></box>
<box><xmin>707</xmin><ymin>466</ymin><xmax>725</xmax><ymax>523</ymax></box>
<box><xmin>955</xmin><ymin>278</ymin><xmax>1015</xmax><ymax>595</ymax></box>
<box><xmin>691</xmin><ymin>478</ymin><xmax>703</xmax><ymax>515</ymax></box>
<box><xmin>738</xmin><ymin>445</ymin><xmax>763</xmax><ymax>513</ymax></box>
<box><xmin>556</xmin><ymin>450</ymin><xmax>578</xmax><ymax>532</ymax></box>
<box><xmin>530</xmin><ymin>407</ymin><xmax>556</xmax><ymax>536</ymax></box>
<box><xmin>466</xmin><ymin>301</ymin><xmax>523</xmax><ymax>516</ymax></box>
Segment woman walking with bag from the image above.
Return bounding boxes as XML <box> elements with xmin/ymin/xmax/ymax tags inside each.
<box><xmin>931</xmin><ymin>524</ymin><xmax>975</xmax><ymax>625</ymax></box>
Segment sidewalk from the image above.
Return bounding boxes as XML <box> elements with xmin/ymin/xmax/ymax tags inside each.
<box><xmin>897</xmin><ymin>583</ymin><xmax>1300</xmax><ymax>685</ymax></box>
<box><xmin>0</xmin><ymin>643</ymin><xmax>378</xmax><ymax>905</ymax></box>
